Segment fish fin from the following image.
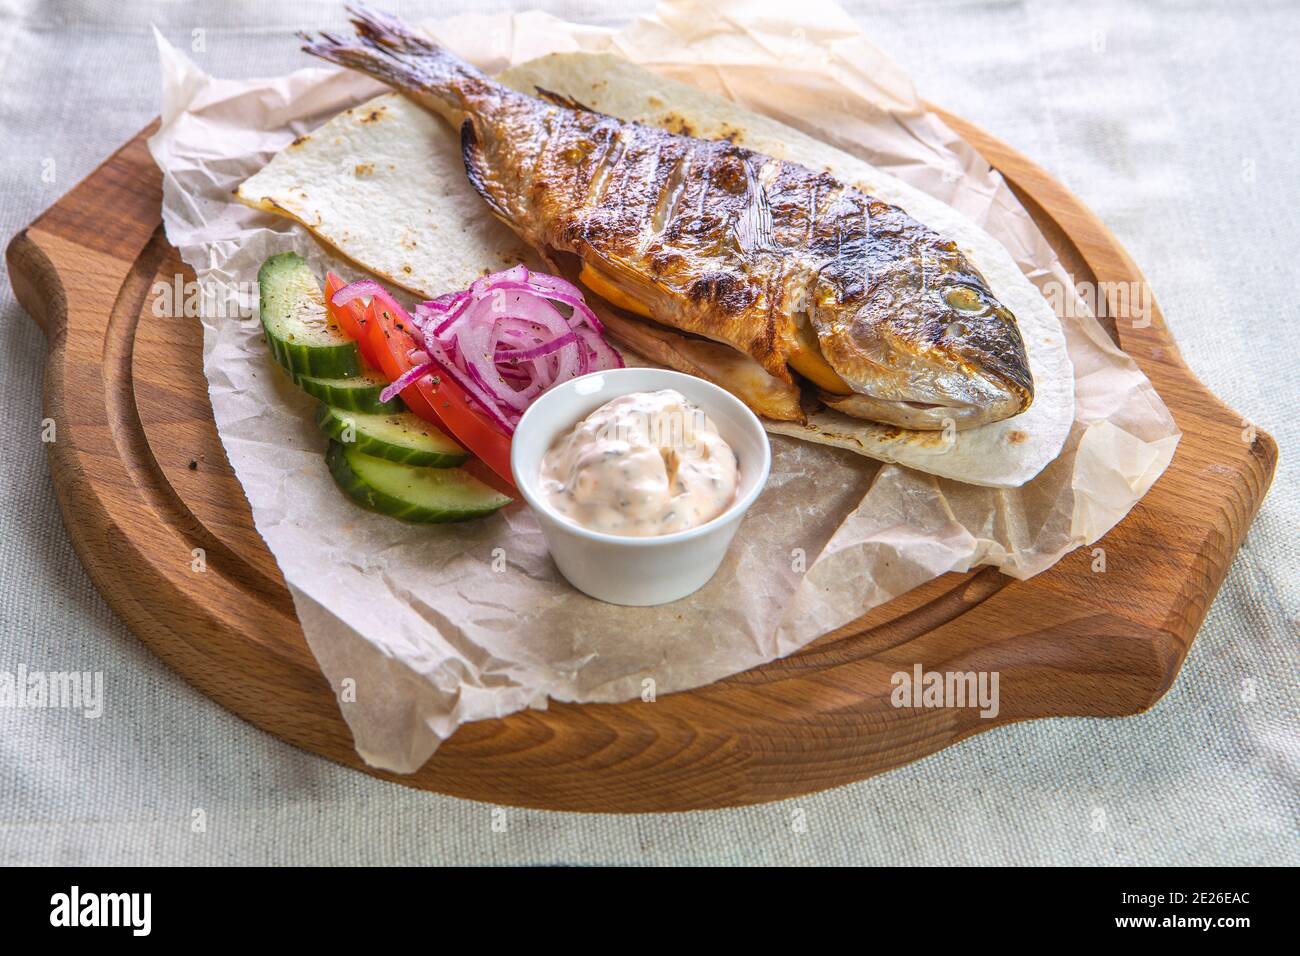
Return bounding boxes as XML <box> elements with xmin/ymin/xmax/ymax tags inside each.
<box><xmin>534</xmin><ymin>86</ymin><xmax>602</xmax><ymax>115</ymax></box>
<box><xmin>578</xmin><ymin>251</ymin><xmax>668</xmax><ymax>314</ymax></box>
<box><xmin>459</xmin><ymin>118</ymin><xmax>516</xmax><ymax>226</ymax></box>
<box><xmin>301</xmin><ymin>5</ymin><xmax>491</xmax><ymax>123</ymax></box>
<box><xmin>581</xmin><ymin>252</ymin><xmax>794</xmax><ymax>384</ymax></box>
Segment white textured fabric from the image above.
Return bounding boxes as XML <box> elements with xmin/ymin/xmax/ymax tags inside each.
<box><xmin>0</xmin><ymin>0</ymin><xmax>1294</xmax><ymax>866</ymax></box>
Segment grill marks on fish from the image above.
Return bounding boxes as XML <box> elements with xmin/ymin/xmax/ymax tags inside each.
<box><xmin>584</xmin><ymin>129</ymin><xmax>627</xmax><ymax>209</ymax></box>
<box><xmin>301</xmin><ymin>9</ymin><xmax>1034</xmax><ymax>425</ymax></box>
<box><xmin>517</xmin><ymin>114</ymin><xmax>790</xmax><ymax>374</ymax></box>
<box><xmin>732</xmin><ymin>159</ymin><xmax>779</xmax><ymax>255</ymax></box>
<box><xmin>647</xmin><ymin>151</ymin><xmax>690</xmax><ymax>245</ymax></box>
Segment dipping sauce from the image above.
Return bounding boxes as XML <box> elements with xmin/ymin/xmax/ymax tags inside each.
<box><xmin>540</xmin><ymin>389</ymin><xmax>739</xmax><ymax>537</ymax></box>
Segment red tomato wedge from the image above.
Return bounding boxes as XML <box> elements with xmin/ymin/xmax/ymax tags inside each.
<box><xmin>410</xmin><ymin>365</ymin><xmax>516</xmax><ymax>495</ymax></box>
<box><xmin>364</xmin><ymin>299</ymin><xmax>517</xmax><ymax>494</ymax></box>
<box><xmin>323</xmin><ymin>273</ymin><xmax>378</xmax><ymax>368</ymax></box>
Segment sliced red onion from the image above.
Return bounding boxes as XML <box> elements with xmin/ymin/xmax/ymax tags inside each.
<box><xmin>379</xmin><ymin>361</ymin><xmax>434</xmax><ymax>404</ymax></box>
<box><xmin>426</xmin><ymin>291</ymin><xmax>465</xmax><ymax>311</ymax></box>
<box><xmin>430</xmin><ymin>294</ymin><xmax>473</xmax><ymax>336</ymax></box>
<box><xmin>423</xmin><ymin>342</ymin><xmax>515</xmax><ymax>434</ymax></box>
<box><xmin>529</xmin><ymin>287</ymin><xmax>606</xmax><ymax>334</ymax></box>
<box><xmin>497</xmin><ymin>330</ymin><xmax>578</xmax><ymax>362</ymax></box>
<box><xmin>331</xmin><ymin>279</ymin><xmax>384</xmax><ymax>307</ymax></box>
<box><xmin>345</xmin><ymin>265</ymin><xmax>629</xmax><ymax>435</ymax></box>
<box><xmin>522</xmin><ymin>271</ymin><xmax>582</xmax><ymax>297</ymax></box>
<box><xmin>333</xmin><ymin>278</ymin><xmax>419</xmax><ymax>336</ymax></box>
<box><xmin>575</xmin><ymin>324</ymin><xmax>623</xmax><ymax>370</ymax></box>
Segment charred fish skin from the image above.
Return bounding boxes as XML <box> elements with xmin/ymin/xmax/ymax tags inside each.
<box><xmin>465</xmin><ymin>86</ymin><xmax>798</xmax><ymax>384</ymax></box>
<box><xmin>811</xmin><ymin>194</ymin><xmax>1034</xmax><ymax>424</ymax></box>
<box><xmin>303</xmin><ymin>6</ymin><xmax>1034</xmax><ymax>429</ymax></box>
<box><xmin>305</xmin><ymin>9</ymin><xmax>796</xmax><ymax>374</ymax></box>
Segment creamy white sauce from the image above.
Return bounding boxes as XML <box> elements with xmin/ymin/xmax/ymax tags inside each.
<box><xmin>540</xmin><ymin>389</ymin><xmax>739</xmax><ymax>537</ymax></box>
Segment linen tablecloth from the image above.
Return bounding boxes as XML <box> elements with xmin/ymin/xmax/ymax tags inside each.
<box><xmin>0</xmin><ymin>0</ymin><xmax>1294</xmax><ymax>865</ymax></box>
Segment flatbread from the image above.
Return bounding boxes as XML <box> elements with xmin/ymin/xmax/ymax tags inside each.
<box><xmin>236</xmin><ymin>55</ymin><xmax>1074</xmax><ymax>488</ymax></box>
<box><xmin>235</xmin><ymin>93</ymin><xmax>534</xmax><ymax>292</ymax></box>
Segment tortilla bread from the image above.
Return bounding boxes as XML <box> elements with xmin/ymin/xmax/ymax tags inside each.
<box><xmin>235</xmin><ymin>93</ymin><xmax>534</xmax><ymax>293</ymax></box>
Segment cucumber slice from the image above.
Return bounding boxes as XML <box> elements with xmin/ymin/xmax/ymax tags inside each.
<box><xmin>297</xmin><ymin>368</ymin><xmax>404</xmax><ymax>415</ymax></box>
<box><xmin>257</xmin><ymin>252</ymin><xmax>360</xmax><ymax>379</ymax></box>
<box><xmin>316</xmin><ymin>406</ymin><xmax>468</xmax><ymax>468</ymax></box>
<box><xmin>326</xmin><ymin>442</ymin><xmax>510</xmax><ymax>523</ymax></box>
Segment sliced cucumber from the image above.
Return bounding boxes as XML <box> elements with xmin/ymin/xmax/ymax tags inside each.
<box><xmin>297</xmin><ymin>367</ymin><xmax>404</xmax><ymax>415</ymax></box>
<box><xmin>257</xmin><ymin>252</ymin><xmax>360</xmax><ymax>379</ymax></box>
<box><xmin>326</xmin><ymin>442</ymin><xmax>510</xmax><ymax>523</ymax></box>
<box><xmin>316</xmin><ymin>406</ymin><xmax>467</xmax><ymax>468</ymax></box>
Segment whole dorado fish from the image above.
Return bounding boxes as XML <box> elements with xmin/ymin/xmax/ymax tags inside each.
<box><xmin>303</xmin><ymin>6</ymin><xmax>1033</xmax><ymax>429</ymax></box>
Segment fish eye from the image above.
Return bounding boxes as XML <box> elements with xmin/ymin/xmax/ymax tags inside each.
<box><xmin>943</xmin><ymin>284</ymin><xmax>987</xmax><ymax>313</ymax></box>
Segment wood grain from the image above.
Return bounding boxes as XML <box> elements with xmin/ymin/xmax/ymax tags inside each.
<box><xmin>6</xmin><ymin>111</ymin><xmax>1276</xmax><ymax>812</ymax></box>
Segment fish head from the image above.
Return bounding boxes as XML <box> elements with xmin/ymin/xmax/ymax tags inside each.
<box><xmin>811</xmin><ymin>227</ymin><xmax>1034</xmax><ymax>430</ymax></box>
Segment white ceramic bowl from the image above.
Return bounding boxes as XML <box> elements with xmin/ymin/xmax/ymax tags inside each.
<box><xmin>511</xmin><ymin>368</ymin><xmax>772</xmax><ymax>606</ymax></box>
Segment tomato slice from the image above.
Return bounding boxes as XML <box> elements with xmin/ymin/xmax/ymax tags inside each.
<box><xmin>357</xmin><ymin>301</ymin><xmax>441</xmax><ymax>422</ymax></box>
<box><xmin>412</xmin><ymin>370</ymin><xmax>516</xmax><ymax>494</ymax></box>
<box><xmin>365</xmin><ymin>300</ymin><xmax>517</xmax><ymax>493</ymax></box>
<box><xmin>323</xmin><ymin>273</ymin><xmax>378</xmax><ymax>368</ymax></box>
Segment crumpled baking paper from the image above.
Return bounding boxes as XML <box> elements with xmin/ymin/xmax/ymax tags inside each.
<box><xmin>147</xmin><ymin>0</ymin><xmax>1180</xmax><ymax>773</ymax></box>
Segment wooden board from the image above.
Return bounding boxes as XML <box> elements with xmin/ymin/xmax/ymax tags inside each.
<box><xmin>7</xmin><ymin>110</ymin><xmax>1275</xmax><ymax>813</ymax></box>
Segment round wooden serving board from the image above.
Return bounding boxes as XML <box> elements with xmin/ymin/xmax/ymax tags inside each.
<box><xmin>7</xmin><ymin>110</ymin><xmax>1276</xmax><ymax>813</ymax></box>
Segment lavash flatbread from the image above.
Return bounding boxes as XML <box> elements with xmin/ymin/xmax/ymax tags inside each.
<box><xmin>235</xmin><ymin>93</ymin><xmax>534</xmax><ymax>293</ymax></box>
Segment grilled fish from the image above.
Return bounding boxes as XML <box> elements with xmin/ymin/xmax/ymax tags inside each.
<box><xmin>303</xmin><ymin>6</ymin><xmax>1034</xmax><ymax>429</ymax></box>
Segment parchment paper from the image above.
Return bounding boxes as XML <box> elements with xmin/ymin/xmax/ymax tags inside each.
<box><xmin>147</xmin><ymin>0</ymin><xmax>1180</xmax><ymax>773</ymax></box>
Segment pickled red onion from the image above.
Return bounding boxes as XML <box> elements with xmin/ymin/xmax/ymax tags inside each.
<box><xmin>333</xmin><ymin>265</ymin><xmax>623</xmax><ymax>434</ymax></box>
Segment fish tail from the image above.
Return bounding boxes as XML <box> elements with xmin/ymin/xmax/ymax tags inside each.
<box><xmin>301</xmin><ymin>5</ymin><xmax>492</xmax><ymax>123</ymax></box>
